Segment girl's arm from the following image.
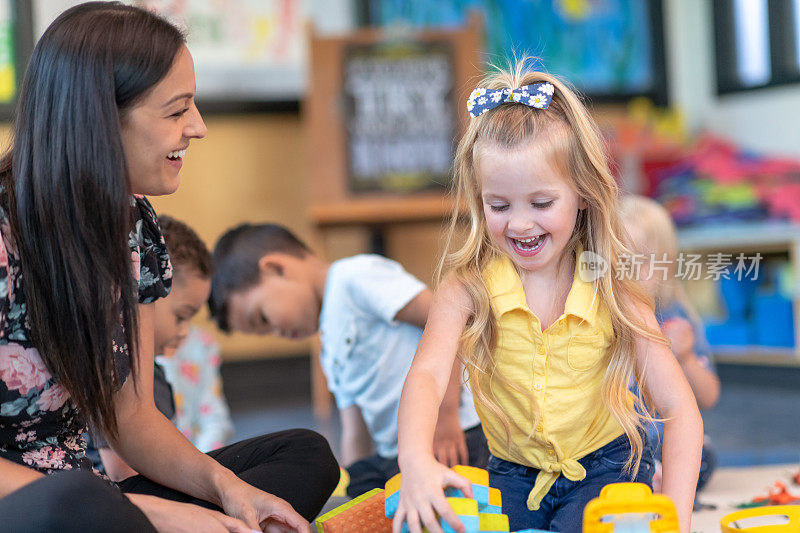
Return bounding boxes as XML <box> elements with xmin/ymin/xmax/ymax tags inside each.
<box><xmin>394</xmin><ymin>277</ymin><xmax>475</xmax><ymax>533</ymax></box>
<box><xmin>661</xmin><ymin>318</ymin><xmax>720</xmax><ymax>409</ymax></box>
<box><xmin>678</xmin><ymin>356</ymin><xmax>720</xmax><ymax>410</ymax></box>
<box><xmin>396</xmin><ymin>288</ymin><xmax>469</xmax><ymax>467</ymax></box>
<box><xmin>635</xmin><ymin>306</ymin><xmax>703</xmax><ymax>533</ymax></box>
<box><xmin>110</xmin><ymin>303</ymin><xmax>310</xmax><ymax>532</ymax></box>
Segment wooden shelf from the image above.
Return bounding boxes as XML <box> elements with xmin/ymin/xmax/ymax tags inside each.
<box><xmin>712</xmin><ymin>346</ymin><xmax>800</xmax><ymax>367</ymax></box>
<box><xmin>309</xmin><ymin>193</ymin><xmax>457</xmax><ymax>226</ymax></box>
<box><xmin>677</xmin><ymin>220</ymin><xmax>800</xmax><ymax>252</ymax></box>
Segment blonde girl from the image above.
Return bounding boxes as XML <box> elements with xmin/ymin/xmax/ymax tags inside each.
<box><xmin>393</xmin><ymin>64</ymin><xmax>703</xmax><ymax>533</ymax></box>
<box><xmin>619</xmin><ymin>195</ymin><xmax>720</xmax><ymax>410</ymax></box>
<box><xmin>620</xmin><ymin>195</ymin><xmax>720</xmax><ymax>492</ymax></box>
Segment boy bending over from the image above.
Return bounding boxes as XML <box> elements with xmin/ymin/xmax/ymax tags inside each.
<box><xmin>209</xmin><ymin>224</ymin><xmax>487</xmax><ymax>497</ymax></box>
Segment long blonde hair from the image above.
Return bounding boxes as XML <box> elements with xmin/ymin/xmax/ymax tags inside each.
<box><xmin>437</xmin><ymin>62</ymin><xmax>664</xmax><ymax>474</ymax></box>
<box><xmin>620</xmin><ymin>194</ymin><xmax>703</xmax><ymax>328</ymax></box>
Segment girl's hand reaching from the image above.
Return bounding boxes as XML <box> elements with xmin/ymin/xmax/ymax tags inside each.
<box><xmin>393</xmin><ymin>455</ymin><xmax>473</xmax><ymax>533</ymax></box>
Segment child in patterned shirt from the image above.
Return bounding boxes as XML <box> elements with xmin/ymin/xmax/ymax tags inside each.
<box><xmin>157</xmin><ymin>326</ymin><xmax>233</xmax><ymax>453</ymax></box>
<box><xmin>97</xmin><ymin>215</ymin><xmax>232</xmax><ymax>480</ymax></box>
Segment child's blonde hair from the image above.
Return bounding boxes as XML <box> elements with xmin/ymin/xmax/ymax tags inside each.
<box><xmin>437</xmin><ymin>61</ymin><xmax>663</xmax><ymax>475</ymax></box>
<box><xmin>620</xmin><ymin>194</ymin><xmax>701</xmax><ymax>324</ymax></box>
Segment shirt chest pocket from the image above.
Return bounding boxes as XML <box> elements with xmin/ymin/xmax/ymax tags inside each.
<box><xmin>326</xmin><ymin>321</ymin><xmax>358</xmax><ymax>377</ymax></box>
<box><xmin>339</xmin><ymin>321</ymin><xmax>358</xmax><ymax>359</ymax></box>
<box><xmin>566</xmin><ymin>330</ymin><xmax>606</xmax><ymax>371</ymax></box>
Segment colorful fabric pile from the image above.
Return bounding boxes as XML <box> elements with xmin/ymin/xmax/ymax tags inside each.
<box><xmin>650</xmin><ymin>135</ymin><xmax>800</xmax><ymax>225</ymax></box>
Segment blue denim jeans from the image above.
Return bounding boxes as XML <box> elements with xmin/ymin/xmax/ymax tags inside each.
<box><xmin>487</xmin><ymin>434</ymin><xmax>655</xmax><ymax>533</ymax></box>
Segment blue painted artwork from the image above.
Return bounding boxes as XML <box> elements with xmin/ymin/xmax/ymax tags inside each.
<box><xmin>365</xmin><ymin>0</ymin><xmax>661</xmax><ymax>99</ymax></box>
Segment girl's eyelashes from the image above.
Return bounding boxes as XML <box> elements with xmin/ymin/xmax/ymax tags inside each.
<box><xmin>487</xmin><ymin>200</ymin><xmax>553</xmax><ymax>211</ymax></box>
<box><xmin>259</xmin><ymin>310</ymin><xmax>269</xmax><ymax>326</ymax></box>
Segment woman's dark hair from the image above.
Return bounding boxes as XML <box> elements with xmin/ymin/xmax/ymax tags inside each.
<box><xmin>0</xmin><ymin>2</ymin><xmax>185</xmax><ymax>440</ymax></box>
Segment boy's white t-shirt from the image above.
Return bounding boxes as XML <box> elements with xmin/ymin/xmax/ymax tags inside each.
<box><xmin>318</xmin><ymin>254</ymin><xmax>480</xmax><ymax>458</ymax></box>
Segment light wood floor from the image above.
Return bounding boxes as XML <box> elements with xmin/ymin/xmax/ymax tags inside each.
<box><xmin>692</xmin><ymin>463</ymin><xmax>799</xmax><ymax>533</ymax></box>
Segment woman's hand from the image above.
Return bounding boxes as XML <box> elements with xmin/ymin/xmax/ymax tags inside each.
<box><xmin>220</xmin><ymin>480</ymin><xmax>311</xmax><ymax>533</ymax></box>
<box><xmin>128</xmin><ymin>493</ymin><xmax>258</xmax><ymax>533</ymax></box>
<box><xmin>393</xmin><ymin>455</ymin><xmax>472</xmax><ymax>533</ymax></box>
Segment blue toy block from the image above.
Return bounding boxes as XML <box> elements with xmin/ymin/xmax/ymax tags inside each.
<box><xmin>705</xmin><ymin>319</ymin><xmax>752</xmax><ymax>346</ymax></box>
<box><xmin>479</xmin><ymin>503</ymin><xmax>503</xmax><ymax>514</ymax></box>
<box><xmin>719</xmin><ymin>275</ymin><xmax>757</xmax><ymax>319</ymax></box>
<box><xmin>444</xmin><ymin>484</ymin><xmax>489</xmax><ymax>505</ymax></box>
<box><xmin>753</xmin><ymin>293</ymin><xmax>795</xmax><ymax>347</ymax></box>
<box><xmin>384</xmin><ymin>490</ymin><xmax>399</xmax><ymax>519</ymax></box>
<box><xmin>400</xmin><ymin>515</ymin><xmax>480</xmax><ymax>533</ymax></box>
<box><xmin>442</xmin><ymin>515</ymin><xmax>479</xmax><ymax>533</ymax></box>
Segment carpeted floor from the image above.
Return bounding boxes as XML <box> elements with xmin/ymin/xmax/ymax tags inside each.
<box><xmin>222</xmin><ymin>357</ymin><xmax>800</xmax><ymax>469</ymax></box>
<box><xmin>220</xmin><ymin>357</ymin><xmax>800</xmax><ymax>531</ymax></box>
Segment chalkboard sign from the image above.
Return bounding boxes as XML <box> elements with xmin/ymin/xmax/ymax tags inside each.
<box><xmin>343</xmin><ymin>41</ymin><xmax>455</xmax><ymax>192</ymax></box>
<box><xmin>306</xmin><ymin>14</ymin><xmax>481</xmax><ymax>226</ymax></box>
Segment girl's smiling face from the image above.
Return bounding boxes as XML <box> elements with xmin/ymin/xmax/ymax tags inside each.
<box><xmin>477</xmin><ymin>139</ymin><xmax>585</xmax><ymax>275</ymax></box>
<box><xmin>121</xmin><ymin>45</ymin><xmax>206</xmax><ymax>196</ymax></box>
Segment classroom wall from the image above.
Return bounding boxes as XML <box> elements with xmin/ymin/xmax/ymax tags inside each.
<box><xmin>666</xmin><ymin>0</ymin><xmax>800</xmax><ymax>157</ymax></box>
<box><xmin>5</xmin><ymin>1</ymin><xmax>799</xmax><ymax>360</ymax></box>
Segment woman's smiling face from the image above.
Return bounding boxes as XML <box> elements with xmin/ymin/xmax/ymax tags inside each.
<box><xmin>121</xmin><ymin>45</ymin><xmax>207</xmax><ymax>196</ymax></box>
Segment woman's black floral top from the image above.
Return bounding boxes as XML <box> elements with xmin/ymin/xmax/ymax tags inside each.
<box><xmin>0</xmin><ymin>190</ymin><xmax>172</xmax><ymax>473</ymax></box>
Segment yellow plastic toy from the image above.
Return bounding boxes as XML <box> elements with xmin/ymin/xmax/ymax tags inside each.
<box><xmin>478</xmin><ymin>512</ymin><xmax>510</xmax><ymax>532</ymax></box>
<box><xmin>452</xmin><ymin>464</ymin><xmax>490</xmax><ymax>486</ymax></box>
<box><xmin>583</xmin><ymin>483</ymin><xmax>679</xmax><ymax>533</ymax></box>
<box><xmin>720</xmin><ymin>505</ymin><xmax>800</xmax><ymax>532</ymax></box>
<box><xmin>385</xmin><ymin>466</ymin><xmax>514</xmax><ymax>532</ymax></box>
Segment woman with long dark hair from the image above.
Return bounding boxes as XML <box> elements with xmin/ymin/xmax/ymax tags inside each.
<box><xmin>0</xmin><ymin>3</ymin><xmax>338</xmax><ymax>532</ymax></box>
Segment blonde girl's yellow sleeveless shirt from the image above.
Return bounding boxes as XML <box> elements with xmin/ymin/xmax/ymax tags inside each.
<box><xmin>474</xmin><ymin>255</ymin><xmax>625</xmax><ymax>511</ymax></box>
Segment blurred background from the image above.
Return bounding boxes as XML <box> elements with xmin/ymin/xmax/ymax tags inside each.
<box><xmin>2</xmin><ymin>1</ymin><xmax>799</xmax><ymax>525</ymax></box>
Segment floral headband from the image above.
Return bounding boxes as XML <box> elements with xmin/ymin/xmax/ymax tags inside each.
<box><xmin>466</xmin><ymin>82</ymin><xmax>555</xmax><ymax>118</ymax></box>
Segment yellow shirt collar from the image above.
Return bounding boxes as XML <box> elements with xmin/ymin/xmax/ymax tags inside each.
<box><xmin>483</xmin><ymin>250</ymin><xmax>601</xmax><ymax>327</ymax></box>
